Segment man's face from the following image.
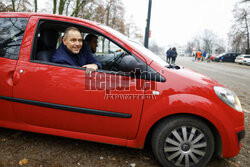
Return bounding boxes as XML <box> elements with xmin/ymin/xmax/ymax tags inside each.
<box><xmin>63</xmin><ymin>30</ymin><xmax>82</xmax><ymax>54</ymax></box>
<box><xmin>89</xmin><ymin>37</ymin><xmax>98</xmax><ymax>53</ymax></box>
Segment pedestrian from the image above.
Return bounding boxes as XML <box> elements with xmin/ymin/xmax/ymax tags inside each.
<box><xmin>171</xmin><ymin>47</ymin><xmax>177</xmax><ymax>64</ymax></box>
<box><xmin>192</xmin><ymin>52</ymin><xmax>196</xmax><ymax>61</ymax></box>
<box><xmin>202</xmin><ymin>50</ymin><xmax>206</xmax><ymax>61</ymax></box>
<box><xmin>206</xmin><ymin>54</ymin><xmax>211</xmax><ymax>62</ymax></box>
<box><xmin>196</xmin><ymin>50</ymin><xmax>201</xmax><ymax>62</ymax></box>
<box><xmin>166</xmin><ymin>48</ymin><xmax>172</xmax><ymax>63</ymax></box>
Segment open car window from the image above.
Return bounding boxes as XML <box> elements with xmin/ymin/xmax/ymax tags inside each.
<box><xmin>32</xmin><ymin>20</ymin><xmax>146</xmax><ymax>74</ymax></box>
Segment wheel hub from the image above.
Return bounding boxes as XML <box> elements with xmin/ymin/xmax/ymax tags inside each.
<box><xmin>181</xmin><ymin>143</ymin><xmax>190</xmax><ymax>151</ymax></box>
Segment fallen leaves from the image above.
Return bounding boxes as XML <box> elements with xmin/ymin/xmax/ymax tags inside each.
<box><xmin>1</xmin><ymin>138</ymin><xmax>8</xmax><ymax>142</ymax></box>
<box><xmin>19</xmin><ymin>158</ymin><xmax>28</xmax><ymax>166</ymax></box>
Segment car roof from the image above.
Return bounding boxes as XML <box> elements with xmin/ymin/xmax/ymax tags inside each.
<box><xmin>0</xmin><ymin>12</ymin><xmax>98</xmax><ymax>26</ymax></box>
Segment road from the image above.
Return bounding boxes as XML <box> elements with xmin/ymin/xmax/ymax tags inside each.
<box><xmin>0</xmin><ymin>56</ymin><xmax>249</xmax><ymax>167</ymax></box>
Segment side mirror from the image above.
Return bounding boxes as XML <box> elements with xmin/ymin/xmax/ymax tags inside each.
<box><xmin>118</xmin><ymin>55</ymin><xmax>144</xmax><ymax>73</ymax></box>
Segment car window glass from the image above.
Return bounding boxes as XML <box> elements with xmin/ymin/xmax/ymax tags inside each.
<box><xmin>0</xmin><ymin>18</ymin><xmax>28</xmax><ymax>59</ymax></box>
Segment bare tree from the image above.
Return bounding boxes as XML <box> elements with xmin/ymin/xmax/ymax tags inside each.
<box><xmin>8</xmin><ymin>0</ymin><xmax>31</xmax><ymax>12</ymax></box>
<box><xmin>228</xmin><ymin>3</ymin><xmax>250</xmax><ymax>53</ymax></box>
<box><xmin>58</xmin><ymin>0</ymin><xmax>67</xmax><ymax>15</ymax></box>
<box><xmin>11</xmin><ymin>0</ymin><xmax>16</xmax><ymax>12</ymax></box>
<box><xmin>185</xmin><ymin>41</ymin><xmax>195</xmax><ymax>56</ymax></box>
<box><xmin>34</xmin><ymin>0</ymin><xmax>37</xmax><ymax>12</ymax></box>
<box><xmin>53</xmin><ymin>0</ymin><xmax>57</xmax><ymax>14</ymax></box>
<box><xmin>201</xmin><ymin>29</ymin><xmax>217</xmax><ymax>54</ymax></box>
<box><xmin>186</xmin><ymin>30</ymin><xmax>225</xmax><ymax>54</ymax></box>
<box><xmin>0</xmin><ymin>1</ymin><xmax>12</xmax><ymax>12</ymax></box>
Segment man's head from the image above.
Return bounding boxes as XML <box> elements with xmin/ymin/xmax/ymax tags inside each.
<box><xmin>85</xmin><ymin>34</ymin><xmax>98</xmax><ymax>53</ymax></box>
<box><xmin>63</xmin><ymin>27</ymin><xmax>82</xmax><ymax>54</ymax></box>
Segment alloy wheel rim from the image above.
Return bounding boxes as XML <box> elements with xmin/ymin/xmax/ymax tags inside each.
<box><xmin>164</xmin><ymin>126</ymin><xmax>208</xmax><ymax>167</ymax></box>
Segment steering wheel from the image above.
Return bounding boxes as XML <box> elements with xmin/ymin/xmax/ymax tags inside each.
<box><xmin>106</xmin><ymin>51</ymin><xmax>125</xmax><ymax>71</ymax></box>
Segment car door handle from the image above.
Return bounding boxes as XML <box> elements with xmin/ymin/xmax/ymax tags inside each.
<box><xmin>12</xmin><ymin>70</ymin><xmax>21</xmax><ymax>86</ymax></box>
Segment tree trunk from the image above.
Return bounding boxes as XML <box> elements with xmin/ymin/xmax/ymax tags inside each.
<box><xmin>71</xmin><ymin>0</ymin><xmax>87</xmax><ymax>17</ymax></box>
<box><xmin>53</xmin><ymin>0</ymin><xmax>57</xmax><ymax>14</ymax></box>
<box><xmin>244</xmin><ymin>12</ymin><xmax>250</xmax><ymax>50</ymax></box>
<box><xmin>74</xmin><ymin>0</ymin><xmax>80</xmax><ymax>17</ymax></box>
<box><xmin>34</xmin><ymin>0</ymin><xmax>37</xmax><ymax>12</ymax></box>
<box><xmin>65</xmin><ymin>0</ymin><xmax>70</xmax><ymax>16</ymax></box>
<box><xmin>11</xmin><ymin>0</ymin><xmax>15</xmax><ymax>12</ymax></box>
<box><xmin>58</xmin><ymin>0</ymin><xmax>66</xmax><ymax>15</ymax></box>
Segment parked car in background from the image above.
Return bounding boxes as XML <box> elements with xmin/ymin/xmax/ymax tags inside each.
<box><xmin>235</xmin><ymin>55</ymin><xmax>244</xmax><ymax>64</ymax></box>
<box><xmin>213</xmin><ymin>53</ymin><xmax>241</xmax><ymax>62</ymax></box>
<box><xmin>242</xmin><ymin>55</ymin><xmax>250</xmax><ymax>65</ymax></box>
<box><xmin>0</xmin><ymin>13</ymin><xmax>245</xmax><ymax>167</ymax></box>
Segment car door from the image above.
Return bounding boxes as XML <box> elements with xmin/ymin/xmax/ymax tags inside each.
<box><xmin>232</xmin><ymin>53</ymin><xmax>238</xmax><ymax>62</ymax></box>
<box><xmin>12</xmin><ymin>16</ymin><xmax>146</xmax><ymax>139</ymax></box>
<box><xmin>222</xmin><ymin>53</ymin><xmax>230</xmax><ymax>62</ymax></box>
<box><xmin>0</xmin><ymin>17</ymin><xmax>28</xmax><ymax>123</ymax></box>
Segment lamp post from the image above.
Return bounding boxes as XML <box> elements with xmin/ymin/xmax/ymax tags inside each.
<box><xmin>144</xmin><ymin>0</ymin><xmax>152</xmax><ymax>48</ymax></box>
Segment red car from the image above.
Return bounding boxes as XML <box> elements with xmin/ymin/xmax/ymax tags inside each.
<box><xmin>210</xmin><ymin>54</ymin><xmax>218</xmax><ymax>61</ymax></box>
<box><xmin>0</xmin><ymin>13</ymin><xmax>245</xmax><ymax>167</ymax></box>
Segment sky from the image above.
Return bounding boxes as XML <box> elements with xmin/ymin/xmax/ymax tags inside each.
<box><xmin>37</xmin><ymin>0</ymin><xmax>239</xmax><ymax>49</ymax></box>
<box><xmin>122</xmin><ymin>0</ymin><xmax>238</xmax><ymax>48</ymax></box>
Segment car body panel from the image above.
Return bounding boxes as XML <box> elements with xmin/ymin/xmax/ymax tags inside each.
<box><xmin>12</xmin><ymin>15</ymin><xmax>146</xmax><ymax>140</ymax></box>
<box><xmin>0</xmin><ymin>58</ymin><xmax>18</xmax><ymax>122</ymax></box>
<box><xmin>127</xmin><ymin>62</ymin><xmax>244</xmax><ymax>157</ymax></box>
<box><xmin>242</xmin><ymin>56</ymin><xmax>250</xmax><ymax>65</ymax></box>
<box><xmin>235</xmin><ymin>54</ymin><xmax>250</xmax><ymax>64</ymax></box>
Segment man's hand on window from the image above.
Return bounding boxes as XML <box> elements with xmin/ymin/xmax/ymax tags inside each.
<box><xmin>82</xmin><ymin>64</ymin><xmax>98</xmax><ymax>74</ymax></box>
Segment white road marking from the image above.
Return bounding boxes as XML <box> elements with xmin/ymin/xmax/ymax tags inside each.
<box><xmin>244</xmin><ymin>109</ymin><xmax>250</xmax><ymax>114</ymax></box>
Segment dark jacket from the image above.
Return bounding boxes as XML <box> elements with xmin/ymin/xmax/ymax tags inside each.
<box><xmin>52</xmin><ymin>42</ymin><xmax>102</xmax><ymax>69</ymax></box>
<box><xmin>166</xmin><ymin>49</ymin><xmax>172</xmax><ymax>57</ymax></box>
<box><xmin>172</xmin><ymin>50</ymin><xmax>177</xmax><ymax>58</ymax></box>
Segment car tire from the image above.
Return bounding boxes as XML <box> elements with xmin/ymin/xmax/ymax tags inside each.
<box><xmin>151</xmin><ymin>116</ymin><xmax>214</xmax><ymax>167</ymax></box>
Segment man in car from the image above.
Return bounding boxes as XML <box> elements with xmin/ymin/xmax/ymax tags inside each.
<box><xmin>82</xmin><ymin>34</ymin><xmax>100</xmax><ymax>63</ymax></box>
<box><xmin>52</xmin><ymin>27</ymin><xmax>101</xmax><ymax>74</ymax></box>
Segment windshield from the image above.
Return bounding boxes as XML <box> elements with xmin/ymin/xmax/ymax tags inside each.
<box><xmin>100</xmin><ymin>24</ymin><xmax>168</xmax><ymax>67</ymax></box>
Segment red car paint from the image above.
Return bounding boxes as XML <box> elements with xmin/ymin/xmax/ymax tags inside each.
<box><xmin>211</xmin><ymin>54</ymin><xmax>218</xmax><ymax>61</ymax></box>
<box><xmin>0</xmin><ymin>13</ymin><xmax>245</xmax><ymax>161</ymax></box>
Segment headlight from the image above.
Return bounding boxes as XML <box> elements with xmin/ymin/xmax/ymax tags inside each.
<box><xmin>214</xmin><ymin>86</ymin><xmax>242</xmax><ymax>112</ymax></box>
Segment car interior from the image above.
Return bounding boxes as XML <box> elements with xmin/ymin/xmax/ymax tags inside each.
<box><xmin>31</xmin><ymin>20</ymin><xmax>144</xmax><ymax>73</ymax></box>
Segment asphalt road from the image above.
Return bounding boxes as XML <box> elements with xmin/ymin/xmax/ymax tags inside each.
<box><xmin>0</xmin><ymin>56</ymin><xmax>249</xmax><ymax>167</ymax></box>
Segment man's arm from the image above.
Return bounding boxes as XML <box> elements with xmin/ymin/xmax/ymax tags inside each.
<box><xmin>81</xmin><ymin>44</ymin><xmax>102</xmax><ymax>69</ymax></box>
<box><xmin>86</xmin><ymin>53</ymin><xmax>102</xmax><ymax>69</ymax></box>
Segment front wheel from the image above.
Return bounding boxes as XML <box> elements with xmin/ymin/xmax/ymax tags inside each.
<box><xmin>151</xmin><ymin>116</ymin><xmax>214</xmax><ymax>167</ymax></box>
